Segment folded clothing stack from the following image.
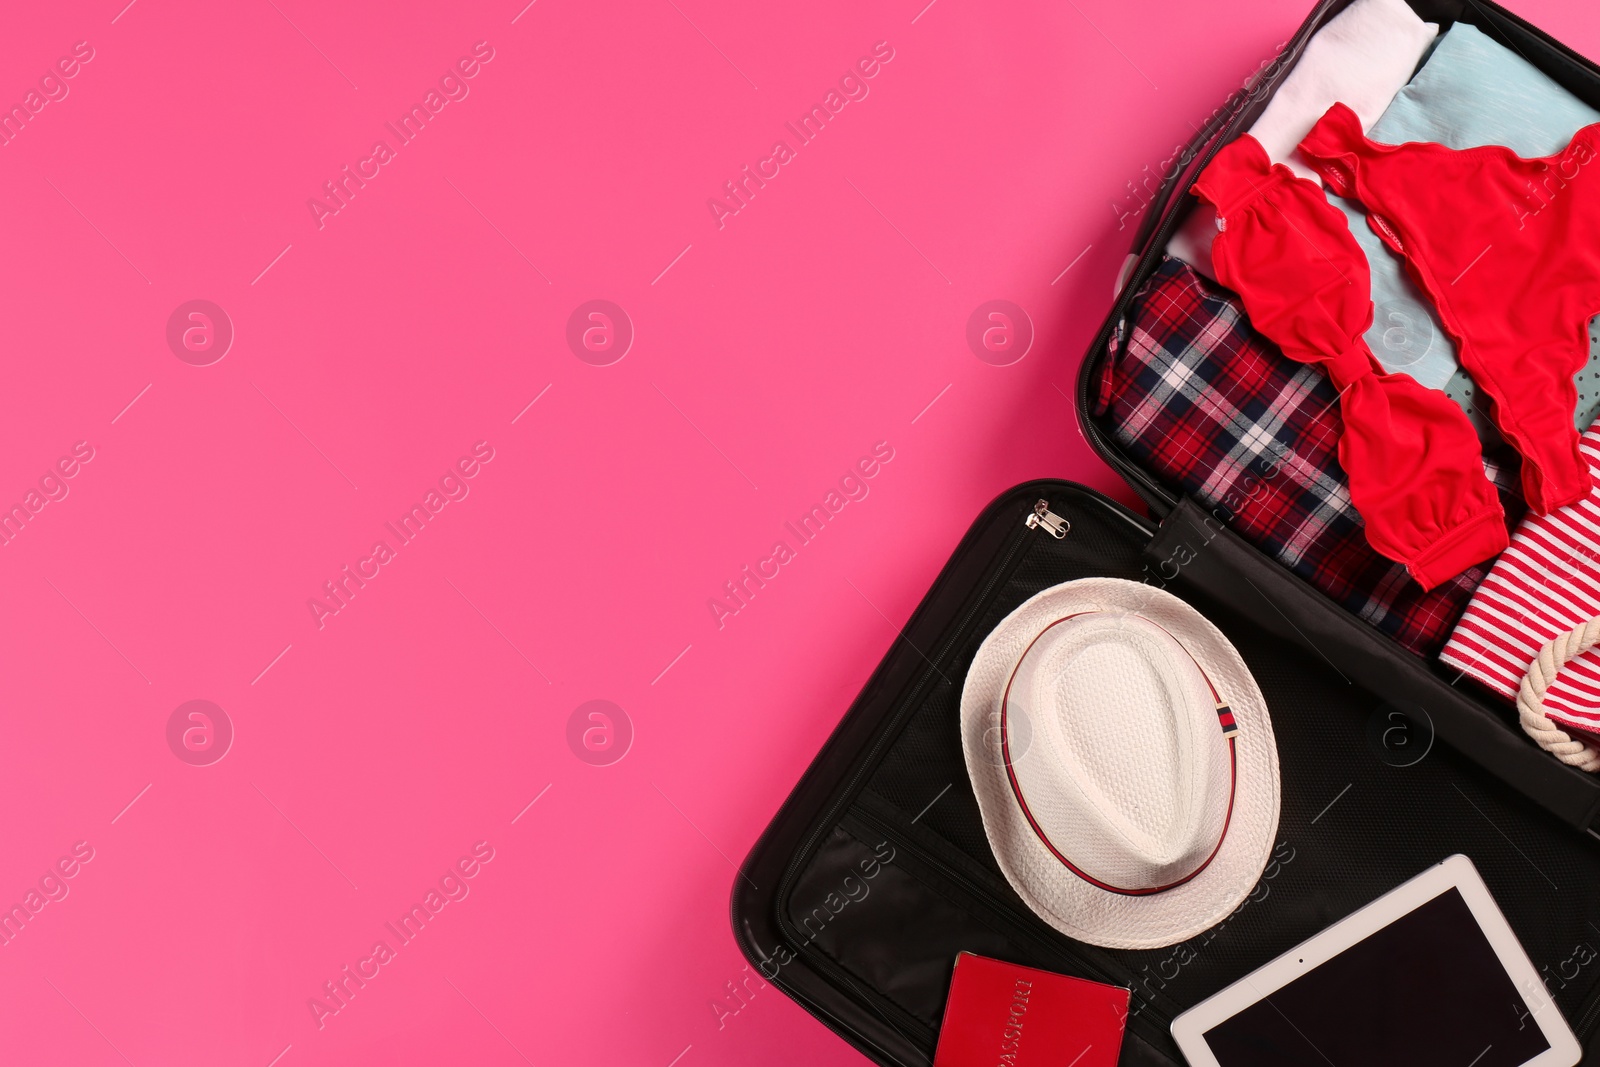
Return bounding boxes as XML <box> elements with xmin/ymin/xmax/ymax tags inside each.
<box><xmin>1173</xmin><ymin>18</ymin><xmax>1600</xmax><ymax>440</ymax></box>
<box><xmin>1096</xmin><ymin>258</ymin><xmax>1523</xmax><ymax>657</ymax></box>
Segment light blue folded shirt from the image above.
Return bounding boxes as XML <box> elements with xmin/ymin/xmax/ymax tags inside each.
<box><xmin>1333</xmin><ymin>22</ymin><xmax>1600</xmax><ymax>436</ymax></box>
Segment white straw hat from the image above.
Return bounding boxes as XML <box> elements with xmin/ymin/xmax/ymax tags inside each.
<box><xmin>960</xmin><ymin>577</ymin><xmax>1281</xmax><ymax>950</ymax></box>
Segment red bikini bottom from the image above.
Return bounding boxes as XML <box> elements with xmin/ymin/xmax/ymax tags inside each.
<box><xmin>1299</xmin><ymin>101</ymin><xmax>1600</xmax><ymax>517</ymax></box>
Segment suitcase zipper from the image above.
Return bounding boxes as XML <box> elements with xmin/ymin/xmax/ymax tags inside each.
<box><xmin>1025</xmin><ymin>499</ymin><xmax>1069</xmax><ymax>539</ymax></box>
<box><xmin>1573</xmin><ymin>977</ymin><xmax>1600</xmax><ymax>1043</ymax></box>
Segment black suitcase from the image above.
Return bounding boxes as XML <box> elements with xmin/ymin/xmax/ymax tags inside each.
<box><xmin>732</xmin><ymin>4</ymin><xmax>1600</xmax><ymax>1065</ymax></box>
<box><xmin>732</xmin><ymin>482</ymin><xmax>1600</xmax><ymax>1065</ymax></box>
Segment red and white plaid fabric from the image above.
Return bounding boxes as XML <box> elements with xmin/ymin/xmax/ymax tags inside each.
<box><xmin>1100</xmin><ymin>258</ymin><xmax>1522</xmax><ymax>658</ymax></box>
<box><xmin>1442</xmin><ymin>423</ymin><xmax>1600</xmax><ymax>731</ymax></box>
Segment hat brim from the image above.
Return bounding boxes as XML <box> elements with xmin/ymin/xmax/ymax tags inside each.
<box><xmin>960</xmin><ymin>577</ymin><xmax>1281</xmax><ymax>950</ymax></box>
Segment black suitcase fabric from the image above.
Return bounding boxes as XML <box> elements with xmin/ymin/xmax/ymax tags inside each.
<box><xmin>733</xmin><ymin>483</ymin><xmax>1600</xmax><ymax>1066</ymax></box>
<box><xmin>735</xmin><ymin>2</ymin><xmax>1600</xmax><ymax>1064</ymax></box>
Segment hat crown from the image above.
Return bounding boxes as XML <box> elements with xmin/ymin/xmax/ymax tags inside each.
<box><xmin>1008</xmin><ymin>613</ymin><xmax>1232</xmax><ymax>892</ymax></box>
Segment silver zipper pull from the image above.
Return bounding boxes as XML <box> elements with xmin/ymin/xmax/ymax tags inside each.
<box><xmin>1025</xmin><ymin>500</ymin><xmax>1069</xmax><ymax>539</ymax></box>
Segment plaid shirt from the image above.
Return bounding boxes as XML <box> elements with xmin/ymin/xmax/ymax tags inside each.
<box><xmin>1096</xmin><ymin>258</ymin><xmax>1523</xmax><ymax>657</ymax></box>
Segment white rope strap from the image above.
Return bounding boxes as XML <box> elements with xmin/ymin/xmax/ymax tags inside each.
<box><xmin>1516</xmin><ymin>618</ymin><xmax>1600</xmax><ymax>773</ymax></box>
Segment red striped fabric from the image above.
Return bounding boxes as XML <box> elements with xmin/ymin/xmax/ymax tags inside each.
<box><xmin>1441</xmin><ymin>426</ymin><xmax>1600</xmax><ymax>732</ymax></box>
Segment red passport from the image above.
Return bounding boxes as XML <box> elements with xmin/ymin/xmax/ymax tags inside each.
<box><xmin>932</xmin><ymin>952</ymin><xmax>1129</xmax><ymax>1067</ymax></box>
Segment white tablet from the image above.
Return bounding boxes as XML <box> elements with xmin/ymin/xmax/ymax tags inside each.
<box><xmin>1171</xmin><ymin>854</ymin><xmax>1582</xmax><ymax>1067</ymax></box>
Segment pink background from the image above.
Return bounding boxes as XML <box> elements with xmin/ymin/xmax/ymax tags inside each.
<box><xmin>3</xmin><ymin>1</ymin><xmax>1598</xmax><ymax>1064</ymax></box>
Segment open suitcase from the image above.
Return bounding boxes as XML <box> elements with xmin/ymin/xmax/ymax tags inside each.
<box><xmin>733</xmin><ymin>3</ymin><xmax>1600</xmax><ymax>1065</ymax></box>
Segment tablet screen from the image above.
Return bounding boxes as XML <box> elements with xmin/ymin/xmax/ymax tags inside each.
<box><xmin>1202</xmin><ymin>888</ymin><xmax>1552</xmax><ymax>1067</ymax></box>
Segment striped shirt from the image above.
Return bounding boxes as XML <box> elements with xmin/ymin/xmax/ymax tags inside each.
<box><xmin>1441</xmin><ymin>425</ymin><xmax>1600</xmax><ymax>732</ymax></box>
